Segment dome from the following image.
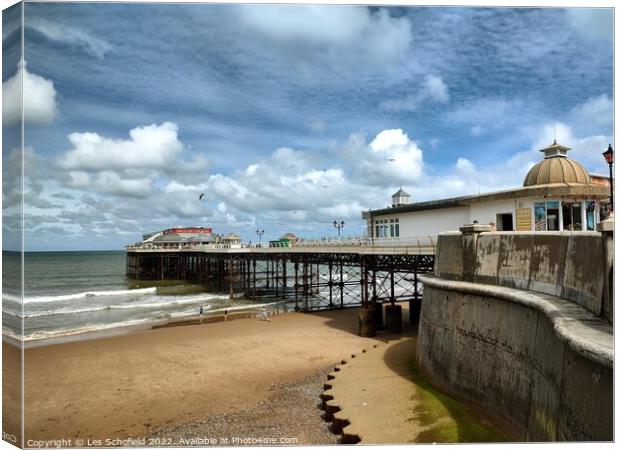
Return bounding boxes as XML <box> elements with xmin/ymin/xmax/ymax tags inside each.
<box><xmin>223</xmin><ymin>233</ymin><xmax>242</xmax><ymax>241</ymax></box>
<box><xmin>523</xmin><ymin>141</ymin><xmax>591</xmax><ymax>187</ymax></box>
<box><xmin>523</xmin><ymin>157</ymin><xmax>591</xmax><ymax>186</ymax></box>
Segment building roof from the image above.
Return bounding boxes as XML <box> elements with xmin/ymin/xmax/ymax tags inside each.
<box><xmin>539</xmin><ymin>140</ymin><xmax>571</xmax><ymax>157</ymax></box>
<box><xmin>363</xmin><ymin>183</ymin><xmax>609</xmax><ymax>218</ymax></box>
<box><xmin>363</xmin><ymin>140</ymin><xmax>608</xmax><ymax>220</ymax></box>
<box><xmin>523</xmin><ymin>155</ymin><xmax>591</xmax><ymax>186</ymax></box>
<box><xmin>223</xmin><ymin>233</ymin><xmax>242</xmax><ymax>241</ymax></box>
<box><xmin>280</xmin><ymin>232</ymin><xmax>298</xmax><ymax>241</ymax></box>
<box><xmin>392</xmin><ymin>188</ymin><xmax>410</xmax><ymax>198</ymax></box>
<box><xmin>152</xmin><ymin>233</ymin><xmax>214</xmax><ymax>243</ymax></box>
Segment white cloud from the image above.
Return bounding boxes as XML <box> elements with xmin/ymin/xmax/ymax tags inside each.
<box><xmin>381</xmin><ymin>75</ymin><xmax>449</xmax><ymax>112</ymax></box>
<box><xmin>66</xmin><ymin>171</ymin><xmax>92</xmax><ymax>188</ymax></box>
<box><xmin>422</xmin><ymin>74</ymin><xmax>449</xmax><ymax>103</ymax></box>
<box><xmin>56</xmin><ymin>122</ymin><xmax>210</xmax><ymax>201</ymax></box>
<box><xmin>455</xmin><ymin>157</ymin><xmax>476</xmax><ymax>175</ymax></box>
<box><xmin>93</xmin><ymin>172</ymin><xmax>152</xmax><ymax>198</ymax></box>
<box><xmin>569</xmin><ymin>94</ymin><xmax>613</xmax><ymax>129</ymax></box>
<box><xmin>59</xmin><ymin>122</ymin><xmax>186</xmax><ymax>171</ymax></box>
<box><xmin>28</xmin><ymin>17</ymin><xmax>112</xmax><ymax>59</ymax></box>
<box><xmin>2</xmin><ymin>60</ymin><xmax>57</xmax><ymax>126</ymax></box>
<box><xmin>238</xmin><ymin>5</ymin><xmax>369</xmax><ymax>45</ymax></box>
<box><xmin>237</xmin><ymin>6</ymin><xmax>412</xmax><ymax>68</ymax></box>
<box><xmin>351</xmin><ymin>129</ymin><xmax>424</xmax><ymax>183</ymax></box>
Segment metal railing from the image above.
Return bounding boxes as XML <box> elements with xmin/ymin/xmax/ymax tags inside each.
<box><xmin>126</xmin><ymin>236</ymin><xmax>436</xmax><ymax>252</ymax></box>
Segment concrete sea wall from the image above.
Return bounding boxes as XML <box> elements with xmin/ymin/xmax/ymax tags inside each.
<box><xmin>434</xmin><ymin>231</ymin><xmax>610</xmax><ymax>319</ymax></box>
<box><xmin>417</xmin><ymin>227</ymin><xmax>613</xmax><ymax>441</ymax></box>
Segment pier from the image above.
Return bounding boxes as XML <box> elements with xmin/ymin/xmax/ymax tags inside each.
<box><xmin>125</xmin><ymin>237</ymin><xmax>436</xmax><ymax>318</ymax></box>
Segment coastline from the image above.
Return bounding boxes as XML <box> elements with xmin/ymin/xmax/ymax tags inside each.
<box><xmin>17</xmin><ymin>308</ymin><xmax>377</xmax><ymax>444</ymax></box>
<box><xmin>5</xmin><ymin>300</ymin><xmax>291</xmax><ymax>349</ymax></box>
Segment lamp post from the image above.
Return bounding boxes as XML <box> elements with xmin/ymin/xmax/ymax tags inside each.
<box><xmin>333</xmin><ymin>220</ymin><xmax>345</xmax><ymax>238</ymax></box>
<box><xmin>256</xmin><ymin>229</ymin><xmax>265</xmax><ymax>246</ymax></box>
<box><xmin>603</xmin><ymin>144</ymin><xmax>614</xmax><ymax>211</ymax></box>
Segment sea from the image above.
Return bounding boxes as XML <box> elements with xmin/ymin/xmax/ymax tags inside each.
<box><xmin>2</xmin><ymin>250</ymin><xmax>282</xmax><ymax>343</ymax></box>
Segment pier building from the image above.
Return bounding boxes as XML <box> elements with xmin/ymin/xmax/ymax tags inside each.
<box><xmin>140</xmin><ymin>227</ymin><xmax>215</xmax><ymax>246</ymax></box>
<box><xmin>363</xmin><ymin>141</ymin><xmax>610</xmax><ymax>237</ymax></box>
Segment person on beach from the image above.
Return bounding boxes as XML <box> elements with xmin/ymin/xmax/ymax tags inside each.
<box><xmin>259</xmin><ymin>306</ymin><xmax>271</xmax><ymax>322</ymax></box>
<box><xmin>224</xmin><ymin>310</ymin><xmax>229</xmax><ymax>321</ymax></box>
<box><xmin>199</xmin><ymin>306</ymin><xmax>203</xmax><ymax>316</ymax></box>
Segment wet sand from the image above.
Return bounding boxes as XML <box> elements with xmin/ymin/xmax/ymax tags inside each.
<box><xmin>17</xmin><ymin>309</ymin><xmax>376</xmax><ymax>444</ymax></box>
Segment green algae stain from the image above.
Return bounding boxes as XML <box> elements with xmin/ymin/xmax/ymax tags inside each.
<box><xmin>407</xmin><ymin>358</ymin><xmax>509</xmax><ymax>443</ymax></box>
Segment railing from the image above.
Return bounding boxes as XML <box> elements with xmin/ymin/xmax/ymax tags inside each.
<box><xmin>126</xmin><ymin>236</ymin><xmax>436</xmax><ymax>252</ymax></box>
<box><xmin>296</xmin><ymin>236</ymin><xmax>436</xmax><ymax>248</ymax></box>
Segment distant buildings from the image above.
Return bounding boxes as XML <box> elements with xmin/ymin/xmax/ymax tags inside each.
<box><xmin>362</xmin><ymin>141</ymin><xmax>611</xmax><ymax>238</ymax></box>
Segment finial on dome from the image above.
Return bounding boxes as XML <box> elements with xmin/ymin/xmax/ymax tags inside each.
<box><xmin>540</xmin><ymin>141</ymin><xmax>571</xmax><ymax>158</ymax></box>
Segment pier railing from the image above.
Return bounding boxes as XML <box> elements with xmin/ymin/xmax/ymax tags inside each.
<box><xmin>125</xmin><ymin>236</ymin><xmax>437</xmax><ymax>254</ymax></box>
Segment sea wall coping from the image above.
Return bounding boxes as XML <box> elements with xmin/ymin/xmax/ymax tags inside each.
<box><xmin>419</xmin><ymin>275</ymin><xmax>613</xmax><ymax>369</ymax></box>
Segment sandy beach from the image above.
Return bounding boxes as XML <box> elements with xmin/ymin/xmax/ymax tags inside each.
<box><xmin>14</xmin><ymin>309</ymin><xmax>378</xmax><ymax>445</ymax></box>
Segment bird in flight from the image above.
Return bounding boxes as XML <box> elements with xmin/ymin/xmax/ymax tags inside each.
<box><xmin>199</xmin><ymin>193</ymin><xmax>205</xmax><ymax>201</ymax></box>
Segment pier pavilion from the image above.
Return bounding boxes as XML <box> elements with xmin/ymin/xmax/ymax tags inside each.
<box><xmin>362</xmin><ymin>141</ymin><xmax>611</xmax><ymax>238</ymax></box>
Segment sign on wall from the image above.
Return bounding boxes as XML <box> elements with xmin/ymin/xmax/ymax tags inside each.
<box><xmin>516</xmin><ymin>208</ymin><xmax>532</xmax><ymax>231</ymax></box>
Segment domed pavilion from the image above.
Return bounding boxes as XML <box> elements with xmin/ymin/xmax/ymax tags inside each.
<box><xmin>363</xmin><ymin>141</ymin><xmax>610</xmax><ymax>237</ymax></box>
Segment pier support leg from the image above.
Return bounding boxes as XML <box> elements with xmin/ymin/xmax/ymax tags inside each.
<box><xmin>372</xmin><ymin>298</ymin><xmax>384</xmax><ymax>330</ymax></box>
<box><xmin>228</xmin><ymin>258</ymin><xmax>234</xmax><ymax>300</ymax></box>
<box><xmin>358</xmin><ymin>306</ymin><xmax>376</xmax><ymax>337</ymax></box>
<box><xmin>294</xmin><ymin>261</ymin><xmax>299</xmax><ymax>311</ymax></box>
<box><xmin>339</xmin><ymin>262</ymin><xmax>344</xmax><ymax>308</ymax></box>
<box><xmin>282</xmin><ymin>258</ymin><xmax>287</xmax><ymax>299</ymax></box>
<box><xmin>410</xmin><ymin>271</ymin><xmax>421</xmax><ymax>327</ymax></box>
<box><xmin>385</xmin><ymin>304</ymin><xmax>402</xmax><ymax>334</ymax></box>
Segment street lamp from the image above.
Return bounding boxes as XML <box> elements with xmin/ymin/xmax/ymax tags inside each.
<box><xmin>603</xmin><ymin>144</ymin><xmax>614</xmax><ymax>211</ymax></box>
<box><xmin>256</xmin><ymin>229</ymin><xmax>265</xmax><ymax>245</ymax></box>
<box><xmin>333</xmin><ymin>220</ymin><xmax>345</xmax><ymax>238</ymax></box>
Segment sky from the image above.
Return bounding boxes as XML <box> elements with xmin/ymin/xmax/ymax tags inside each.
<box><xmin>1</xmin><ymin>3</ymin><xmax>614</xmax><ymax>251</ymax></box>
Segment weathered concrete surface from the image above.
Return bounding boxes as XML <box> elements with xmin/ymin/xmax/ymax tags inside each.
<box><xmin>433</xmin><ymin>232</ymin><xmax>463</xmax><ymax>280</ymax></box>
<box><xmin>598</xmin><ymin>216</ymin><xmax>614</xmax><ymax>325</ymax></box>
<box><xmin>434</xmin><ymin>230</ymin><xmax>608</xmax><ymax>317</ymax></box>
<box><xmin>416</xmin><ymin>277</ymin><xmax>613</xmax><ymax>441</ymax></box>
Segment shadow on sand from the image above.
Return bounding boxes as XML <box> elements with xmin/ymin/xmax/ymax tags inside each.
<box><xmin>310</xmin><ymin>307</ymin><xmax>509</xmax><ymax>443</ymax></box>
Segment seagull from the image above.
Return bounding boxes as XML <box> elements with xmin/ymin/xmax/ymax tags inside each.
<box><xmin>199</xmin><ymin>193</ymin><xmax>205</xmax><ymax>201</ymax></box>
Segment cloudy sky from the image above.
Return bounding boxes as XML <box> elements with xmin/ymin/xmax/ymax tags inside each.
<box><xmin>2</xmin><ymin>3</ymin><xmax>614</xmax><ymax>251</ymax></box>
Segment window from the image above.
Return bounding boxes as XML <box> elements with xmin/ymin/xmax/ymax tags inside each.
<box><xmin>586</xmin><ymin>201</ymin><xmax>595</xmax><ymax>230</ymax></box>
<box><xmin>546</xmin><ymin>201</ymin><xmax>560</xmax><ymax>231</ymax></box>
<box><xmin>375</xmin><ymin>218</ymin><xmax>399</xmax><ymax>237</ymax></box>
<box><xmin>496</xmin><ymin>213</ymin><xmax>514</xmax><ymax>231</ymax></box>
<box><xmin>534</xmin><ymin>202</ymin><xmax>546</xmax><ymax>231</ymax></box>
<box><xmin>562</xmin><ymin>201</ymin><xmax>583</xmax><ymax>231</ymax></box>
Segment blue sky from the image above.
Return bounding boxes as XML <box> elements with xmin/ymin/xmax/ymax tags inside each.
<box><xmin>2</xmin><ymin>4</ymin><xmax>614</xmax><ymax>250</ymax></box>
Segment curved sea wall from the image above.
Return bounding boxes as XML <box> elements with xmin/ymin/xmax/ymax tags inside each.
<box><xmin>416</xmin><ymin>227</ymin><xmax>613</xmax><ymax>441</ymax></box>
